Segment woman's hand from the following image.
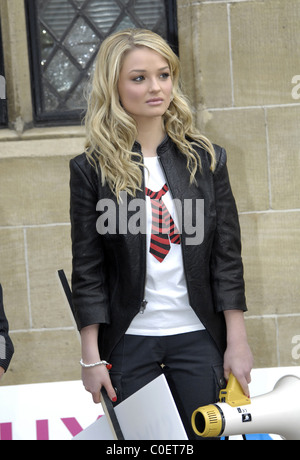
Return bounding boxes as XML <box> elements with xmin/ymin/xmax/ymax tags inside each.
<box><xmin>82</xmin><ymin>365</ymin><xmax>117</xmax><ymax>404</ymax></box>
<box><xmin>223</xmin><ymin>310</ymin><xmax>254</xmax><ymax>397</ymax></box>
<box><xmin>80</xmin><ymin>324</ymin><xmax>117</xmax><ymax>404</ymax></box>
<box><xmin>223</xmin><ymin>339</ymin><xmax>253</xmax><ymax>397</ymax></box>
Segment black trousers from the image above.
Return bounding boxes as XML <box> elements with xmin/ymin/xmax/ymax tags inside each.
<box><xmin>109</xmin><ymin>330</ymin><xmax>225</xmax><ymax>440</ymax></box>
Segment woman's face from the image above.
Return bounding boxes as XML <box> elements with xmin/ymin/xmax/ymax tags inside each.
<box><xmin>117</xmin><ymin>47</ymin><xmax>173</xmax><ymax>124</ymax></box>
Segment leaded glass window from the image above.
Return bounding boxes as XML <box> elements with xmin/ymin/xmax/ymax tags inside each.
<box><xmin>26</xmin><ymin>0</ymin><xmax>178</xmax><ymax>125</ymax></box>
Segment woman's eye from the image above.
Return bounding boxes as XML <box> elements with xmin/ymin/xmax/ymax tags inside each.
<box><xmin>133</xmin><ymin>76</ymin><xmax>145</xmax><ymax>82</ymax></box>
<box><xmin>160</xmin><ymin>73</ymin><xmax>170</xmax><ymax>79</ymax></box>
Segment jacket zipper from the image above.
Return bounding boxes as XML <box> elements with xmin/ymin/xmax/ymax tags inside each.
<box><xmin>139</xmin><ymin>151</ymin><xmax>148</xmax><ymax>314</ymax></box>
<box><xmin>157</xmin><ymin>154</ymin><xmax>193</xmax><ymax>308</ymax></box>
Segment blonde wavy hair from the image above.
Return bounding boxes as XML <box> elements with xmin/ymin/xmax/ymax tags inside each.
<box><xmin>84</xmin><ymin>28</ymin><xmax>216</xmax><ymax>198</ymax></box>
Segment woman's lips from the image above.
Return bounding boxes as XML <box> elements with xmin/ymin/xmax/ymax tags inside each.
<box><xmin>146</xmin><ymin>98</ymin><xmax>164</xmax><ymax>105</ymax></box>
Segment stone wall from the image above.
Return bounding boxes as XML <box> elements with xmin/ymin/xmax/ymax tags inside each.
<box><xmin>1</xmin><ymin>0</ymin><xmax>300</xmax><ymax>386</ymax></box>
<box><xmin>0</xmin><ymin>130</ymin><xmax>84</xmax><ymax>384</ymax></box>
<box><xmin>178</xmin><ymin>0</ymin><xmax>300</xmax><ymax>368</ymax></box>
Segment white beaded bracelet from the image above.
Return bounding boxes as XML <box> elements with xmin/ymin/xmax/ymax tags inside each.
<box><xmin>80</xmin><ymin>359</ymin><xmax>112</xmax><ymax>370</ymax></box>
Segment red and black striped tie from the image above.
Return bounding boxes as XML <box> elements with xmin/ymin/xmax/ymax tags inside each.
<box><xmin>145</xmin><ymin>184</ymin><xmax>181</xmax><ymax>263</ymax></box>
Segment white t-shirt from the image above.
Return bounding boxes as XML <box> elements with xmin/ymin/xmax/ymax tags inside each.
<box><xmin>126</xmin><ymin>156</ymin><xmax>205</xmax><ymax>336</ymax></box>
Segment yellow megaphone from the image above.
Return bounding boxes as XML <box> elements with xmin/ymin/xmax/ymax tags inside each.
<box><xmin>191</xmin><ymin>373</ymin><xmax>300</xmax><ymax>440</ymax></box>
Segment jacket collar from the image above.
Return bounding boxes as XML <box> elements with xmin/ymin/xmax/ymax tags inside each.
<box><xmin>132</xmin><ymin>134</ymin><xmax>172</xmax><ymax>156</ymax></box>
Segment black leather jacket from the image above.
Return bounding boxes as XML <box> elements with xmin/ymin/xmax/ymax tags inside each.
<box><xmin>0</xmin><ymin>284</ymin><xmax>14</xmax><ymax>372</ymax></box>
<box><xmin>70</xmin><ymin>136</ymin><xmax>247</xmax><ymax>360</ymax></box>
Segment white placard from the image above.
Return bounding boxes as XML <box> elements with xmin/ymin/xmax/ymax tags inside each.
<box><xmin>74</xmin><ymin>374</ymin><xmax>188</xmax><ymax>440</ymax></box>
<box><xmin>0</xmin><ymin>380</ymin><xmax>102</xmax><ymax>440</ymax></box>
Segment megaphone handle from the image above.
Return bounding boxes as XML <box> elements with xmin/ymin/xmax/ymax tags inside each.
<box><xmin>219</xmin><ymin>374</ymin><xmax>251</xmax><ymax>407</ymax></box>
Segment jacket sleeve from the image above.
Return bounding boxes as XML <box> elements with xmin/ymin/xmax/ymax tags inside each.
<box><xmin>70</xmin><ymin>156</ymin><xmax>110</xmax><ymax>330</ymax></box>
<box><xmin>0</xmin><ymin>284</ymin><xmax>14</xmax><ymax>372</ymax></box>
<box><xmin>210</xmin><ymin>146</ymin><xmax>247</xmax><ymax>313</ymax></box>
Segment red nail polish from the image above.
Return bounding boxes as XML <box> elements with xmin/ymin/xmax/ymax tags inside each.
<box><xmin>112</xmin><ymin>396</ymin><xmax>117</xmax><ymax>402</ymax></box>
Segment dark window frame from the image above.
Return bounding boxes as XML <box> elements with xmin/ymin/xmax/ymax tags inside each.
<box><xmin>25</xmin><ymin>0</ymin><xmax>178</xmax><ymax>127</ymax></box>
<box><xmin>0</xmin><ymin>20</ymin><xmax>8</xmax><ymax>128</ymax></box>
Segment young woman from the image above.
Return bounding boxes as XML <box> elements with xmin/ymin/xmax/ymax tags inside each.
<box><xmin>70</xmin><ymin>28</ymin><xmax>253</xmax><ymax>439</ymax></box>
